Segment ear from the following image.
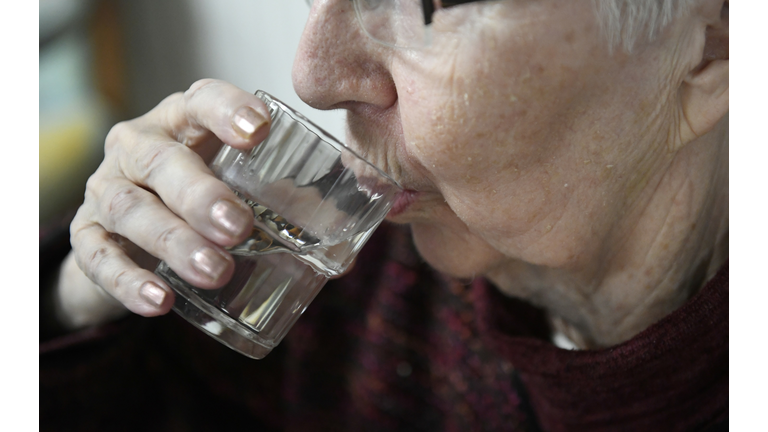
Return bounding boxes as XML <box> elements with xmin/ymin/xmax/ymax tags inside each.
<box><xmin>678</xmin><ymin>0</ymin><xmax>728</xmax><ymax>145</ymax></box>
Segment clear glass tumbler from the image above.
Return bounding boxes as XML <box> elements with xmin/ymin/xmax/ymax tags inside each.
<box><xmin>155</xmin><ymin>90</ymin><xmax>402</xmax><ymax>359</ymax></box>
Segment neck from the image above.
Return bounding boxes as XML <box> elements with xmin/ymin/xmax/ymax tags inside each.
<box><xmin>487</xmin><ymin>118</ymin><xmax>729</xmax><ymax>348</ymax></box>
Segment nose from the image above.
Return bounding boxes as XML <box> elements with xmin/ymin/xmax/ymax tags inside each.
<box><xmin>292</xmin><ymin>0</ymin><xmax>397</xmax><ymax>111</ymax></box>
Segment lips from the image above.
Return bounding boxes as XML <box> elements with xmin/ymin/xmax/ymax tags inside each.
<box><xmin>388</xmin><ymin>189</ymin><xmax>420</xmax><ymax>217</ymax></box>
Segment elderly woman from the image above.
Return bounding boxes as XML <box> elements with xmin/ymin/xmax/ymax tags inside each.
<box><xmin>42</xmin><ymin>0</ymin><xmax>728</xmax><ymax>430</ymax></box>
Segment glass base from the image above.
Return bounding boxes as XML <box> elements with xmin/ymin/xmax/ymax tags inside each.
<box><xmin>170</xmin><ymin>283</ymin><xmax>276</xmax><ymax>360</ymax></box>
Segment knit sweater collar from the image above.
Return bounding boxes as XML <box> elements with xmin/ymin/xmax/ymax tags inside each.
<box><xmin>474</xmin><ymin>262</ymin><xmax>729</xmax><ymax>431</ymax></box>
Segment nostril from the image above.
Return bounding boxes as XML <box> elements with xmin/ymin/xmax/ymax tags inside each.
<box><xmin>292</xmin><ymin>0</ymin><xmax>397</xmax><ymax>111</ymax></box>
<box><xmin>293</xmin><ymin>52</ymin><xmax>397</xmax><ymax>111</ymax></box>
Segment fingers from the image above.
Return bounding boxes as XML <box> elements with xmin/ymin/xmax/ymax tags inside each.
<box><xmin>70</xmin><ymin>212</ymin><xmax>176</xmax><ymax>316</ymax></box>
<box><xmin>56</xmin><ymin>252</ymin><xmax>131</xmax><ymax>329</ymax></box>
<box><xmin>69</xmin><ymin>79</ymin><xmax>270</xmax><ymax>317</ymax></box>
<box><xmin>160</xmin><ymin>79</ymin><xmax>272</xmax><ymax>151</ymax></box>
<box><xmin>110</xmin><ymin>135</ymin><xmax>255</xmax><ymax>247</ymax></box>
<box><xmin>108</xmin><ymin>80</ymin><xmax>269</xmax><ymax>246</ymax></box>
<box><xmin>91</xmin><ymin>178</ymin><xmax>237</xmax><ymax>289</ymax></box>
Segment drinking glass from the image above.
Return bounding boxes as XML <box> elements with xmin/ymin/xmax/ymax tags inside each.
<box><xmin>156</xmin><ymin>90</ymin><xmax>402</xmax><ymax>359</ymax></box>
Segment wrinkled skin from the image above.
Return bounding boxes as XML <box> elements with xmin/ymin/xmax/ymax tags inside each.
<box><xmin>294</xmin><ymin>0</ymin><xmax>728</xmax><ymax>345</ymax></box>
<box><xmin>63</xmin><ymin>0</ymin><xmax>728</xmax><ymax>347</ymax></box>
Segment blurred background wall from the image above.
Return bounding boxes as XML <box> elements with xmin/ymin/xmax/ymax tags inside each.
<box><xmin>39</xmin><ymin>0</ymin><xmax>345</xmax><ymax>227</ymax></box>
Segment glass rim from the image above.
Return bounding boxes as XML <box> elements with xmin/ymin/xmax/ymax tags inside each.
<box><xmin>255</xmin><ymin>90</ymin><xmax>403</xmax><ymax>191</ymax></box>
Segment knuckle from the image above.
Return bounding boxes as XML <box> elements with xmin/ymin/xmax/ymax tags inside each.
<box><xmin>174</xmin><ymin>175</ymin><xmax>209</xmax><ymax>215</ymax></box>
<box><xmin>134</xmin><ymin>142</ymin><xmax>192</xmax><ymax>184</ymax></box>
<box><xmin>133</xmin><ymin>142</ymin><xmax>194</xmax><ymax>184</ymax></box>
<box><xmin>153</xmin><ymin>225</ymin><xmax>184</xmax><ymax>255</ymax></box>
<box><xmin>134</xmin><ymin>141</ymin><xmax>170</xmax><ymax>182</ymax></box>
<box><xmin>184</xmin><ymin>78</ymin><xmax>219</xmax><ymax>102</ymax></box>
<box><xmin>83</xmin><ymin>172</ymin><xmax>106</xmax><ymax>201</ymax></box>
<box><xmin>104</xmin><ymin>121</ymin><xmax>132</xmax><ymax>152</ymax></box>
<box><xmin>111</xmin><ymin>269</ymin><xmax>131</xmax><ymax>297</ymax></box>
<box><xmin>69</xmin><ymin>214</ymin><xmax>90</xmax><ymax>245</ymax></box>
<box><xmin>154</xmin><ymin>92</ymin><xmax>184</xmax><ymax>112</ymax></box>
<box><xmin>105</xmin><ymin>186</ymin><xmax>142</xmax><ymax>228</ymax></box>
<box><xmin>160</xmin><ymin>91</ymin><xmax>184</xmax><ymax>105</ymax></box>
<box><xmin>70</xmin><ymin>220</ymin><xmax>99</xmax><ymax>258</ymax></box>
<box><xmin>84</xmin><ymin>245</ymin><xmax>111</xmax><ymax>281</ymax></box>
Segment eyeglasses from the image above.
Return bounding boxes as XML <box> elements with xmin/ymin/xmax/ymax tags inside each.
<box><xmin>306</xmin><ymin>0</ymin><xmax>490</xmax><ymax>49</ymax></box>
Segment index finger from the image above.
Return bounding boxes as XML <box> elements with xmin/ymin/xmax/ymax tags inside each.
<box><xmin>110</xmin><ymin>81</ymin><xmax>274</xmax><ymax>248</ymax></box>
<box><xmin>162</xmin><ymin>79</ymin><xmax>272</xmax><ymax>152</ymax></box>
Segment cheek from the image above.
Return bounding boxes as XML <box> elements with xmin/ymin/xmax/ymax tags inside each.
<box><xmin>396</xmin><ymin>40</ymin><xmax>570</xmax><ymax>194</ymax></box>
<box><xmin>397</xmin><ymin>61</ymin><xmax>554</xmax><ymax>223</ymax></box>
<box><xmin>391</xmin><ymin>3</ymin><xmax>634</xmax><ymax>266</ymax></box>
<box><xmin>399</xmin><ymin>79</ymin><xmax>524</xmax><ymax>187</ymax></box>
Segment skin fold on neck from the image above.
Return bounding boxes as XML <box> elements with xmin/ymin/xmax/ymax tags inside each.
<box><xmin>485</xmin><ymin>116</ymin><xmax>729</xmax><ymax>349</ymax></box>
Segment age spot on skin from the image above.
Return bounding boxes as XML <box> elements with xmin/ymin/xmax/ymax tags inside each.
<box><xmin>564</xmin><ymin>30</ymin><xmax>575</xmax><ymax>44</ymax></box>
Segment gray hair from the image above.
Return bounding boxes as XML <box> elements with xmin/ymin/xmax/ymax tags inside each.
<box><xmin>594</xmin><ymin>0</ymin><xmax>696</xmax><ymax>52</ymax></box>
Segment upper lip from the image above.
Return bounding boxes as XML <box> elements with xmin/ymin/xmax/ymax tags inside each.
<box><xmin>388</xmin><ymin>177</ymin><xmax>421</xmax><ymax>194</ymax></box>
<box><xmin>389</xmin><ymin>174</ymin><xmax>430</xmax><ymax>194</ymax></box>
<box><xmin>341</xmin><ymin>104</ymin><xmax>431</xmax><ymax>195</ymax></box>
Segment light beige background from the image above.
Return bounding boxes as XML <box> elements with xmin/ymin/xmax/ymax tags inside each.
<box><xmin>122</xmin><ymin>0</ymin><xmax>346</xmax><ymax>138</ymax></box>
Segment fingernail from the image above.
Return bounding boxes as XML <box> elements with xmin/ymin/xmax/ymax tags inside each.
<box><xmin>210</xmin><ymin>199</ymin><xmax>251</xmax><ymax>238</ymax></box>
<box><xmin>231</xmin><ymin>106</ymin><xmax>268</xmax><ymax>140</ymax></box>
<box><xmin>192</xmin><ymin>247</ymin><xmax>230</xmax><ymax>281</ymax></box>
<box><xmin>140</xmin><ymin>282</ymin><xmax>167</xmax><ymax>307</ymax></box>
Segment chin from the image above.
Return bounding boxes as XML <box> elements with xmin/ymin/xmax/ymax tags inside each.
<box><xmin>409</xmin><ymin>221</ymin><xmax>506</xmax><ymax>279</ymax></box>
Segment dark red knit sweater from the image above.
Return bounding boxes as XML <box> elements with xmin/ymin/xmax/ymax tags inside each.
<box><xmin>40</xmin><ymin>223</ymin><xmax>728</xmax><ymax>431</ymax></box>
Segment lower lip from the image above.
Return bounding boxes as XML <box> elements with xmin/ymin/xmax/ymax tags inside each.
<box><xmin>388</xmin><ymin>190</ymin><xmax>420</xmax><ymax>217</ymax></box>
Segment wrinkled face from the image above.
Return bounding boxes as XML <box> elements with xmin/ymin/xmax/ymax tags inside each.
<box><xmin>293</xmin><ymin>0</ymin><xmax>690</xmax><ymax>278</ymax></box>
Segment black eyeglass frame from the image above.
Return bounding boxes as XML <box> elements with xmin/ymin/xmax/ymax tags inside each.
<box><xmin>422</xmin><ymin>0</ymin><xmax>490</xmax><ymax>25</ymax></box>
<box><xmin>307</xmin><ymin>0</ymin><xmax>496</xmax><ymax>48</ymax></box>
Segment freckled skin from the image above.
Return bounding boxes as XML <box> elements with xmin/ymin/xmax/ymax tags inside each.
<box><xmin>294</xmin><ymin>0</ymin><xmax>728</xmax><ymax>346</ymax></box>
<box><xmin>349</xmin><ymin>2</ymin><xmax>682</xmax><ymax>274</ymax></box>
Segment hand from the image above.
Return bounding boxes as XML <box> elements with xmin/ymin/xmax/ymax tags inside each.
<box><xmin>66</xmin><ymin>79</ymin><xmax>271</xmax><ymax>321</ymax></box>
